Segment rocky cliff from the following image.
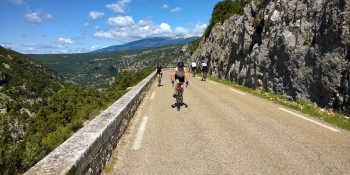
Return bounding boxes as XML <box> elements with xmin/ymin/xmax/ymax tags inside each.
<box><xmin>191</xmin><ymin>0</ymin><xmax>350</xmax><ymax>112</ymax></box>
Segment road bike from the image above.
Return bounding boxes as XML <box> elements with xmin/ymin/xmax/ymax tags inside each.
<box><xmin>157</xmin><ymin>73</ymin><xmax>163</xmax><ymax>86</ymax></box>
<box><xmin>201</xmin><ymin>71</ymin><xmax>207</xmax><ymax>81</ymax></box>
<box><xmin>171</xmin><ymin>82</ymin><xmax>188</xmax><ymax>111</ymax></box>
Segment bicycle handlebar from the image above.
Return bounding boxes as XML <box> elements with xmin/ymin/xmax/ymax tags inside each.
<box><xmin>171</xmin><ymin>81</ymin><xmax>188</xmax><ymax>87</ymax></box>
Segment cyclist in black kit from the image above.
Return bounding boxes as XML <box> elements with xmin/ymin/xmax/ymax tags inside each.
<box><xmin>201</xmin><ymin>60</ymin><xmax>208</xmax><ymax>81</ymax></box>
<box><xmin>170</xmin><ymin>62</ymin><xmax>189</xmax><ymax>98</ymax></box>
<box><xmin>156</xmin><ymin>64</ymin><xmax>163</xmax><ymax>79</ymax></box>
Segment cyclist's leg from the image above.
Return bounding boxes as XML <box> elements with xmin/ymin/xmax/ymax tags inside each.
<box><xmin>173</xmin><ymin>75</ymin><xmax>180</xmax><ymax>97</ymax></box>
<box><xmin>180</xmin><ymin>77</ymin><xmax>185</xmax><ymax>96</ymax></box>
<box><xmin>174</xmin><ymin>81</ymin><xmax>178</xmax><ymax>94</ymax></box>
<box><xmin>157</xmin><ymin>73</ymin><xmax>161</xmax><ymax>83</ymax></box>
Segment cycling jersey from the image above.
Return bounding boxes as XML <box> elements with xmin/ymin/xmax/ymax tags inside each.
<box><xmin>175</xmin><ymin>68</ymin><xmax>185</xmax><ymax>82</ymax></box>
<box><xmin>175</xmin><ymin>67</ymin><xmax>185</xmax><ymax>77</ymax></box>
<box><xmin>156</xmin><ymin>67</ymin><xmax>162</xmax><ymax>74</ymax></box>
<box><xmin>201</xmin><ymin>62</ymin><xmax>208</xmax><ymax>73</ymax></box>
<box><xmin>191</xmin><ymin>62</ymin><xmax>197</xmax><ymax>67</ymax></box>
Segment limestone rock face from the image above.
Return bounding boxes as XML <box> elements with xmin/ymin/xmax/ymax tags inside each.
<box><xmin>191</xmin><ymin>0</ymin><xmax>350</xmax><ymax>112</ymax></box>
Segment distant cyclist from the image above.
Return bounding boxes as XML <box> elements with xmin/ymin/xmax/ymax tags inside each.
<box><xmin>191</xmin><ymin>61</ymin><xmax>197</xmax><ymax>77</ymax></box>
<box><xmin>156</xmin><ymin>64</ymin><xmax>163</xmax><ymax>79</ymax></box>
<box><xmin>170</xmin><ymin>62</ymin><xmax>189</xmax><ymax>98</ymax></box>
<box><xmin>201</xmin><ymin>60</ymin><xmax>208</xmax><ymax>81</ymax></box>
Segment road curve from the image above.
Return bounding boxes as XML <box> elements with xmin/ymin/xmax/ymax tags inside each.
<box><xmin>104</xmin><ymin>69</ymin><xmax>350</xmax><ymax>175</ymax></box>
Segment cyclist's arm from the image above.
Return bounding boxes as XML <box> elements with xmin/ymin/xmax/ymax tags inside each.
<box><xmin>184</xmin><ymin>69</ymin><xmax>189</xmax><ymax>83</ymax></box>
<box><xmin>170</xmin><ymin>69</ymin><xmax>176</xmax><ymax>82</ymax></box>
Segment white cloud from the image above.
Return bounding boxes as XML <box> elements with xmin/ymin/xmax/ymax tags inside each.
<box><xmin>25</xmin><ymin>13</ymin><xmax>41</xmax><ymax>24</ymax></box>
<box><xmin>162</xmin><ymin>4</ymin><xmax>169</xmax><ymax>9</ymax></box>
<box><xmin>193</xmin><ymin>23</ymin><xmax>207</xmax><ymax>35</ymax></box>
<box><xmin>95</xmin><ymin>26</ymin><xmax>100</xmax><ymax>30</ymax></box>
<box><xmin>159</xmin><ymin>23</ymin><xmax>171</xmax><ymax>32</ymax></box>
<box><xmin>106</xmin><ymin>0</ymin><xmax>131</xmax><ymax>13</ymax></box>
<box><xmin>93</xmin><ymin>17</ymin><xmax>206</xmax><ymax>44</ymax></box>
<box><xmin>56</xmin><ymin>45</ymin><xmax>65</xmax><ymax>49</ymax></box>
<box><xmin>27</xmin><ymin>47</ymin><xmax>35</xmax><ymax>51</ymax></box>
<box><xmin>175</xmin><ymin>27</ymin><xmax>189</xmax><ymax>35</ymax></box>
<box><xmin>84</xmin><ymin>22</ymin><xmax>89</xmax><ymax>27</ymax></box>
<box><xmin>107</xmin><ymin>16</ymin><xmax>134</xmax><ymax>27</ymax></box>
<box><xmin>94</xmin><ymin>18</ymin><xmax>175</xmax><ymax>42</ymax></box>
<box><xmin>46</xmin><ymin>14</ymin><xmax>53</xmax><ymax>19</ymax></box>
<box><xmin>1</xmin><ymin>43</ymin><xmax>11</xmax><ymax>48</ymax></box>
<box><xmin>137</xmin><ymin>18</ymin><xmax>153</xmax><ymax>26</ymax></box>
<box><xmin>171</xmin><ymin>7</ymin><xmax>181</xmax><ymax>12</ymax></box>
<box><xmin>57</xmin><ymin>37</ymin><xmax>75</xmax><ymax>44</ymax></box>
<box><xmin>89</xmin><ymin>11</ymin><xmax>104</xmax><ymax>20</ymax></box>
<box><xmin>90</xmin><ymin>45</ymin><xmax>100</xmax><ymax>50</ymax></box>
<box><xmin>94</xmin><ymin>31</ymin><xmax>114</xmax><ymax>39</ymax></box>
<box><xmin>23</xmin><ymin>43</ymin><xmax>38</xmax><ymax>47</ymax></box>
<box><xmin>9</xmin><ymin>0</ymin><xmax>24</xmax><ymax>5</ymax></box>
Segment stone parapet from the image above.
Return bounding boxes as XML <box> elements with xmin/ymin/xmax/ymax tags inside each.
<box><xmin>24</xmin><ymin>71</ymin><xmax>156</xmax><ymax>175</ymax></box>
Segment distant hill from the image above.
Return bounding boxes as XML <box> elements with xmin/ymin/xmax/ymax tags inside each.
<box><xmin>27</xmin><ymin>44</ymin><xmax>193</xmax><ymax>89</ymax></box>
<box><xmin>91</xmin><ymin>36</ymin><xmax>200</xmax><ymax>53</ymax></box>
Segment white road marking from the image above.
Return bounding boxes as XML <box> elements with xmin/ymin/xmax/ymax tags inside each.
<box><xmin>278</xmin><ymin>108</ymin><xmax>340</xmax><ymax>132</ymax></box>
<box><xmin>132</xmin><ymin>116</ymin><xmax>149</xmax><ymax>150</ymax></box>
<box><xmin>229</xmin><ymin>88</ymin><xmax>246</xmax><ymax>95</ymax></box>
<box><xmin>150</xmin><ymin>92</ymin><xmax>155</xmax><ymax>99</ymax></box>
<box><xmin>209</xmin><ymin>81</ymin><xmax>217</xmax><ymax>84</ymax></box>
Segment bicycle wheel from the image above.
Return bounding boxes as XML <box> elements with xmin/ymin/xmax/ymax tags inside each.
<box><xmin>176</xmin><ymin>89</ymin><xmax>181</xmax><ymax>110</ymax></box>
<box><xmin>157</xmin><ymin>75</ymin><xmax>161</xmax><ymax>86</ymax></box>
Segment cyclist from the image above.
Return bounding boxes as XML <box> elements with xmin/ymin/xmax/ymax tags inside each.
<box><xmin>201</xmin><ymin>60</ymin><xmax>208</xmax><ymax>81</ymax></box>
<box><xmin>191</xmin><ymin>61</ymin><xmax>197</xmax><ymax>77</ymax></box>
<box><xmin>170</xmin><ymin>62</ymin><xmax>189</xmax><ymax>98</ymax></box>
<box><xmin>156</xmin><ymin>64</ymin><xmax>163</xmax><ymax>79</ymax></box>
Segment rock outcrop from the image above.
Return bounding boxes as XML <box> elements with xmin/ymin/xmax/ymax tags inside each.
<box><xmin>191</xmin><ymin>0</ymin><xmax>350</xmax><ymax>112</ymax></box>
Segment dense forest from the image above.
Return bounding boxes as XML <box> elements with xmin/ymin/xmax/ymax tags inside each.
<box><xmin>0</xmin><ymin>45</ymin><xmax>154</xmax><ymax>174</ymax></box>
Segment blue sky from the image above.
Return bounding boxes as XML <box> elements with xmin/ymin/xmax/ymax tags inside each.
<box><xmin>0</xmin><ymin>0</ymin><xmax>221</xmax><ymax>54</ymax></box>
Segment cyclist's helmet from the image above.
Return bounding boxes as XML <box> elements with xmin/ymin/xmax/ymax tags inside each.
<box><xmin>177</xmin><ymin>62</ymin><xmax>184</xmax><ymax>68</ymax></box>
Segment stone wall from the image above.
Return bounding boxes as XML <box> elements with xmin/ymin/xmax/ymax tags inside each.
<box><xmin>24</xmin><ymin>71</ymin><xmax>156</xmax><ymax>175</ymax></box>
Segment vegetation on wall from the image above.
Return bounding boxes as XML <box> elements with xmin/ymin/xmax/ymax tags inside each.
<box><xmin>189</xmin><ymin>0</ymin><xmax>251</xmax><ymax>54</ymax></box>
<box><xmin>204</xmin><ymin>0</ymin><xmax>250</xmax><ymax>40</ymax></box>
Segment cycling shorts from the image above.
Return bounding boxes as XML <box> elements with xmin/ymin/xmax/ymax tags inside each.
<box><xmin>202</xmin><ymin>66</ymin><xmax>208</xmax><ymax>73</ymax></box>
<box><xmin>175</xmin><ymin>75</ymin><xmax>185</xmax><ymax>83</ymax></box>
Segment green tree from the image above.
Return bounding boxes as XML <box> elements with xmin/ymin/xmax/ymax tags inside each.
<box><xmin>204</xmin><ymin>0</ymin><xmax>248</xmax><ymax>40</ymax></box>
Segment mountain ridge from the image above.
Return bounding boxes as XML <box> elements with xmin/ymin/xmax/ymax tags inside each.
<box><xmin>91</xmin><ymin>36</ymin><xmax>199</xmax><ymax>53</ymax></box>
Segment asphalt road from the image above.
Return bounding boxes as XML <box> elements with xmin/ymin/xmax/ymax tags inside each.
<box><xmin>104</xmin><ymin>69</ymin><xmax>350</xmax><ymax>175</ymax></box>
